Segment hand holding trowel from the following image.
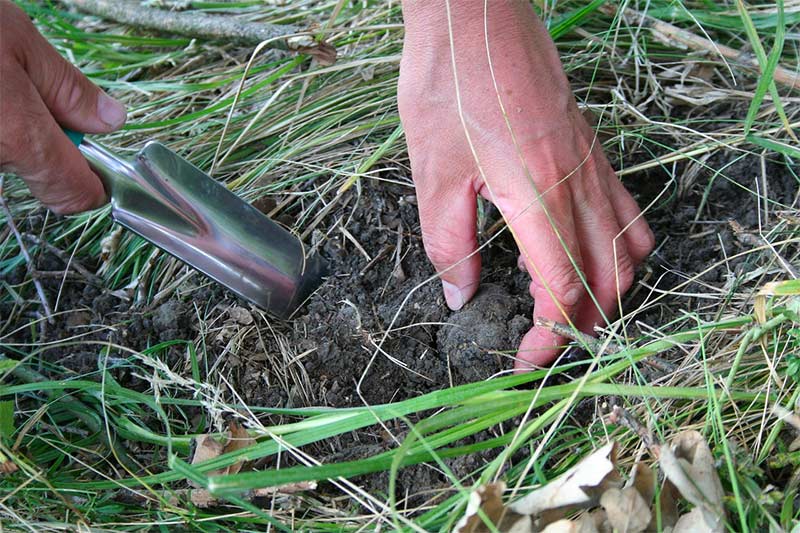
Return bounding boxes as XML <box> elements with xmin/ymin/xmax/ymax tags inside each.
<box><xmin>66</xmin><ymin>130</ymin><xmax>327</xmax><ymax>319</ymax></box>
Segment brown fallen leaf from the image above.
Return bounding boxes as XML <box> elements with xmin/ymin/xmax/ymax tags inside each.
<box><xmin>658</xmin><ymin>431</ymin><xmax>724</xmax><ymax>532</ymax></box>
<box><xmin>673</xmin><ymin>507</ymin><xmax>717</xmax><ymax>533</ymax></box>
<box><xmin>510</xmin><ymin>443</ymin><xmax>620</xmax><ymax>516</ymax></box>
<box><xmin>454</xmin><ymin>482</ymin><xmax>532</xmax><ymax>533</ymax></box>
<box><xmin>627</xmin><ymin>462</ymin><xmax>655</xmax><ymax>506</ymax></box>
<box><xmin>599</xmin><ymin>487</ymin><xmax>650</xmax><ymax>533</ymax></box>
<box><xmin>221</xmin><ymin>420</ymin><xmax>256</xmax><ymax>476</ymax></box>
<box><xmin>189</xmin><ymin>433</ymin><xmax>228</xmax><ymax>488</ymax></box>
<box><xmin>658</xmin><ymin>479</ymin><xmax>682</xmax><ymax>530</ymax></box>
<box><xmin>189</xmin><ymin>420</ymin><xmax>256</xmax><ymax>485</ymax></box>
<box><xmin>541</xmin><ymin>514</ymin><xmax>605</xmax><ymax>533</ymax></box>
<box><xmin>0</xmin><ymin>454</ymin><xmax>18</xmax><ymax>475</ymax></box>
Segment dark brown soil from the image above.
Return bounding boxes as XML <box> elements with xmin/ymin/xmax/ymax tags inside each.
<box><xmin>2</xmin><ymin>148</ymin><xmax>797</xmax><ymax>500</ymax></box>
<box><xmin>4</xmin><ymin>150</ymin><xmax>797</xmax><ymax>401</ymax></box>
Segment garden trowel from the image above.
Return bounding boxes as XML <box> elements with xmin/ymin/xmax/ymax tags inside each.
<box><xmin>65</xmin><ymin>130</ymin><xmax>326</xmax><ymax>319</ymax></box>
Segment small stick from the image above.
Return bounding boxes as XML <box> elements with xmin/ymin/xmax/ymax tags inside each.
<box><xmin>605</xmin><ymin>404</ymin><xmax>659</xmax><ymax>457</ymax></box>
<box><xmin>119</xmin><ymin>482</ymin><xmax>317</xmax><ymax>508</ymax></box>
<box><xmin>21</xmin><ymin>233</ymin><xmax>103</xmax><ymax>285</ymax></box>
<box><xmin>535</xmin><ymin>317</ymin><xmax>622</xmax><ymax>353</ymax></box>
<box><xmin>603</xmin><ymin>4</ymin><xmax>800</xmax><ymax>89</ymax></box>
<box><xmin>0</xmin><ymin>177</ymin><xmax>53</xmax><ymax>323</ymax></box>
<box><xmin>729</xmin><ymin>219</ymin><xmax>800</xmax><ymax>278</ymax></box>
<box><xmin>62</xmin><ymin>0</ymin><xmax>310</xmax><ymax>48</ymax></box>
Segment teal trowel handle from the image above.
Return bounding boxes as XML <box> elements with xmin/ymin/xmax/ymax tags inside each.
<box><xmin>63</xmin><ymin>127</ymin><xmax>126</xmax><ymax>195</ymax></box>
<box><xmin>63</xmin><ymin>128</ymin><xmax>85</xmax><ymax>147</ymax></box>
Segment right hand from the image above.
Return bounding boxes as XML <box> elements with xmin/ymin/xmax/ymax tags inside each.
<box><xmin>0</xmin><ymin>0</ymin><xmax>127</xmax><ymax>214</ymax></box>
<box><xmin>398</xmin><ymin>1</ymin><xmax>654</xmax><ymax>369</ymax></box>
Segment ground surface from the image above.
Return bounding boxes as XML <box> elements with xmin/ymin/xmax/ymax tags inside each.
<box><xmin>2</xmin><ymin>3</ymin><xmax>798</xmax><ymax>526</ymax></box>
<box><xmin>10</xmin><ymin>150</ymin><xmax>793</xmax><ymax>400</ymax></box>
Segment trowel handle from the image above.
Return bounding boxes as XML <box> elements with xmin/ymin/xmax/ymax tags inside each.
<box><xmin>63</xmin><ymin>128</ymin><xmax>128</xmax><ymax>196</ymax></box>
<box><xmin>64</xmin><ymin>128</ymin><xmax>85</xmax><ymax>147</ymax></box>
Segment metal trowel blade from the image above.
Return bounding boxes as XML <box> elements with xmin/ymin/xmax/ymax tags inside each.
<box><xmin>79</xmin><ymin>138</ymin><xmax>326</xmax><ymax>318</ymax></box>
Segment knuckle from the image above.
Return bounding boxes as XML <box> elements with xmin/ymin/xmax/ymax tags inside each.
<box><xmin>52</xmin><ymin>64</ymin><xmax>87</xmax><ymax>115</ymax></box>
<box><xmin>599</xmin><ymin>256</ymin><xmax>635</xmax><ymax>293</ymax></box>
<box><xmin>535</xmin><ymin>261</ymin><xmax>584</xmax><ymax>305</ymax></box>
<box><xmin>422</xmin><ymin>232</ymin><xmax>462</xmax><ymax>268</ymax></box>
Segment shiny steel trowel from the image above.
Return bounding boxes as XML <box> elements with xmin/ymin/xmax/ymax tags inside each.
<box><xmin>65</xmin><ymin>130</ymin><xmax>326</xmax><ymax>318</ymax></box>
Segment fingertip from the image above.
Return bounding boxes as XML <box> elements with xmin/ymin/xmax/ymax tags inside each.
<box><xmin>442</xmin><ymin>278</ymin><xmax>478</xmax><ymax>311</ymax></box>
<box><xmin>96</xmin><ymin>92</ymin><xmax>127</xmax><ymax>131</ymax></box>
<box><xmin>515</xmin><ymin>327</ymin><xmax>563</xmax><ymax>370</ymax></box>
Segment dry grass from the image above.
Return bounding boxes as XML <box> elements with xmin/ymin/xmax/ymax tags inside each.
<box><xmin>1</xmin><ymin>0</ymin><xmax>799</xmax><ymax>530</ymax></box>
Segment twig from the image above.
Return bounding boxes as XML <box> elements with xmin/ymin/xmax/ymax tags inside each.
<box><xmin>729</xmin><ymin>219</ymin><xmax>800</xmax><ymax>278</ymax></box>
<box><xmin>535</xmin><ymin>317</ymin><xmax>622</xmax><ymax>353</ymax></box>
<box><xmin>21</xmin><ymin>233</ymin><xmax>103</xmax><ymax>285</ymax></box>
<box><xmin>536</xmin><ymin>317</ymin><xmax>678</xmax><ymax>373</ymax></box>
<box><xmin>119</xmin><ymin>482</ymin><xmax>318</xmax><ymax>508</ymax></box>
<box><xmin>603</xmin><ymin>4</ymin><xmax>800</xmax><ymax>90</ymax></box>
<box><xmin>60</xmin><ymin>0</ymin><xmax>336</xmax><ymax>61</ymax></box>
<box><xmin>605</xmin><ymin>404</ymin><xmax>659</xmax><ymax>456</ymax></box>
<box><xmin>0</xmin><ymin>177</ymin><xmax>53</xmax><ymax>323</ymax></box>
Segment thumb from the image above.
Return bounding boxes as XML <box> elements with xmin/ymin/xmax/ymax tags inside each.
<box><xmin>417</xmin><ymin>181</ymin><xmax>482</xmax><ymax>311</ymax></box>
<box><xmin>22</xmin><ymin>16</ymin><xmax>126</xmax><ymax>133</ymax></box>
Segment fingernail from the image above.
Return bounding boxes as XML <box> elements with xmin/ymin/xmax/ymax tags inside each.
<box><xmin>442</xmin><ymin>280</ymin><xmax>465</xmax><ymax>311</ymax></box>
<box><xmin>97</xmin><ymin>92</ymin><xmax>127</xmax><ymax>129</ymax></box>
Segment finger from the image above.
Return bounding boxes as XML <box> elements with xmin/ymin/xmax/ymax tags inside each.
<box><xmin>16</xmin><ymin>5</ymin><xmax>126</xmax><ymax>133</ymax></box>
<box><xmin>491</xmin><ymin>168</ymin><xmax>586</xmax><ymax>369</ymax></box>
<box><xmin>570</xmin><ymin>180</ymin><xmax>635</xmax><ymax>336</ymax></box>
<box><xmin>417</xmin><ymin>180</ymin><xmax>481</xmax><ymax>311</ymax></box>
<box><xmin>516</xmin><ymin>283</ymin><xmax>578</xmax><ymax>370</ymax></box>
<box><xmin>1</xmin><ymin>66</ymin><xmax>106</xmax><ymax>214</ymax></box>
<box><xmin>605</xmin><ymin>172</ymin><xmax>655</xmax><ymax>264</ymax></box>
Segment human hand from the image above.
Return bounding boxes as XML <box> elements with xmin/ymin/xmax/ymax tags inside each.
<box><xmin>398</xmin><ymin>1</ymin><xmax>654</xmax><ymax>369</ymax></box>
<box><xmin>0</xmin><ymin>0</ymin><xmax>127</xmax><ymax>214</ymax></box>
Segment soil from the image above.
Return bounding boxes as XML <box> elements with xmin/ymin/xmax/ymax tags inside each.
<box><xmin>3</xmin><ymin>149</ymin><xmax>798</xmax><ymax>500</ymax></box>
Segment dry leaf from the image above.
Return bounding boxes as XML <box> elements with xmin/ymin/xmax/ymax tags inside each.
<box><xmin>542</xmin><ymin>514</ymin><xmax>604</xmax><ymax>533</ymax></box>
<box><xmin>673</xmin><ymin>507</ymin><xmax>717</xmax><ymax>533</ymax></box>
<box><xmin>99</xmin><ymin>226</ymin><xmax>124</xmax><ymax>270</ymax></box>
<box><xmin>542</xmin><ymin>519</ymin><xmax>580</xmax><ymax>532</ymax></box>
<box><xmin>658</xmin><ymin>431</ymin><xmax>724</xmax><ymax>532</ymax></box>
<box><xmin>191</xmin><ymin>434</ymin><xmax>226</xmax><ymax>465</ymax></box>
<box><xmin>599</xmin><ymin>487</ymin><xmax>651</xmax><ymax>533</ymax></box>
<box><xmin>221</xmin><ymin>420</ymin><xmax>256</xmax><ymax>476</ymax></box>
<box><xmin>454</xmin><ymin>482</ymin><xmax>532</xmax><ymax>533</ymax></box>
<box><xmin>189</xmin><ymin>421</ymin><xmax>255</xmax><ymax>484</ymax></box>
<box><xmin>658</xmin><ymin>479</ymin><xmax>682</xmax><ymax>530</ymax></box>
<box><xmin>189</xmin><ymin>433</ymin><xmax>228</xmax><ymax>488</ymax></box>
<box><xmin>511</xmin><ymin>443</ymin><xmax>619</xmax><ymax>516</ymax></box>
<box><xmin>627</xmin><ymin>462</ymin><xmax>655</xmax><ymax>505</ymax></box>
<box><xmin>0</xmin><ymin>455</ymin><xmax>18</xmax><ymax>475</ymax></box>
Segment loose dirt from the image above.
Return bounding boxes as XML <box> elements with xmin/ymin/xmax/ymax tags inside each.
<box><xmin>3</xmin><ymin>149</ymin><xmax>796</xmax><ymax>499</ymax></box>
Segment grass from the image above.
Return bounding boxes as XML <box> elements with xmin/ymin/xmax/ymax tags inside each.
<box><xmin>1</xmin><ymin>0</ymin><xmax>800</xmax><ymax>530</ymax></box>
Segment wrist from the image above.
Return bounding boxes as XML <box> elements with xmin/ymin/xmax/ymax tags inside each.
<box><xmin>402</xmin><ymin>1</ymin><xmax>521</xmax><ymax>47</ymax></box>
<box><xmin>400</xmin><ymin>1</ymin><xmax>571</xmax><ymax>109</ymax></box>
